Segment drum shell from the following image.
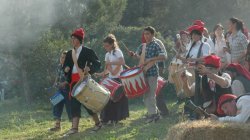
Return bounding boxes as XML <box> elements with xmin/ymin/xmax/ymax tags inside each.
<box><xmin>171</xmin><ymin>66</ymin><xmax>195</xmax><ymax>97</ymax></box>
<box><xmin>99</xmin><ymin>77</ymin><xmax>124</xmax><ymax>102</ymax></box>
<box><xmin>155</xmin><ymin>76</ymin><xmax>167</xmax><ymax>96</ymax></box>
<box><xmin>119</xmin><ymin>67</ymin><xmax>149</xmax><ymax>98</ymax></box>
<box><xmin>72</xmin><ymin>78</ymin><xmax>110</xmax><ymax>113</ymax></box>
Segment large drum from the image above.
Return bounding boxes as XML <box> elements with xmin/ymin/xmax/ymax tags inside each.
<box><xmin>168</xmin><ymin>58</ymin><xmax>183</xmax><ymax>84</ymax></box>
<box><xmin>99</xmin><ymin>77</ymin><xmax>124</xmax><ymax>102</ymax></box>
<box><xmin>119</xmin><ymin>67</ymin><xmax>148</xmax><ymax>98</ymax></box>
<box><xmin>71</xmin><ymin>76</ymin><xmax>110</xmax><ymax>113</ymax></box>
<box><xmin>155</xmin><ymin>76</ymin><xmax>168</xmax><ymax>96</ymax></box>
<box><xmin>171</xmin><ymin>65</ymin><xmax>195</xmax><ymax>97</ymax></box>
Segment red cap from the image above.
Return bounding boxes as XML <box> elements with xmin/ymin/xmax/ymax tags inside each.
<box><xmin>226</xmin><ymin>63</ymin><xmax>250</xmax><ymax>80</ymax></box>
<box><xmin>180</xmin><ymin>30</ymin><xmax>189</xmax><ymax>35</ymax></box>
<box><xmin>141</xmin><ymin>33</ymin><xmax>146</xmax><ymax>43</ymax></box>
<box><xmin>71</xmin><ymin>28</ymin><xmax>85</xmax><ymax>40</ymax></box>
<box><xmin>217</xmin><ymin>94</ymin><xmax>237</xmax><ymax>115</ymax></box>
<box><xmin>204</xmin><ymin>55</ymin><xmax>221</xmax><ymax>68</ymax></box>
<box><xmin>193</xmin><ymin>20</ymin><xmax>205</xmax><ymax>27</ymax></box>
<box><xmin>187</xmin><ymin>25</ymin><xmax>204</xmax><ymax>34</ymax></box>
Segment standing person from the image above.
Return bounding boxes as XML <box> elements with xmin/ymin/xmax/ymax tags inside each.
<box><xmin>212</xmin><ymin>24</ymin><xmax>230</xmax><ymax>69</ymax></box>
<box><xmin>170</xmin><ymin>30</ymin><xmax>190</xmax><ymax>103</ymax></box>
<box><xmin>95</xmin><ymin>34</ymin><xmax>129</xmax><ymax>125</ymax></box>
<box><xmin>225</xmin><ymin>63</ymin><xmax>250</xmax><ymax>97</ymax></box>
<box><xmin>177</xmin><ymin>25</ymin><xmax>210</xmax><ymax>119</ymax></box>
<box><xmin>49</xmin><ymin>51</ymin><xmax>72</xmax><ymax>131</ymax></box>
<box><xmin>177</xmin><ymin>25</ymin><xmax>210</xmax><ymax>64</ymax></box>
<box><xmin>245</xmin><ymin>43</ymin><xmax>250</xmax><ymax>71</ymax></box>
<box><xmin>193</xmin><ymin>20</ymin><xmax>214</xmax><ymax>54</ymax></box>
<box><xmin>136</xmin><ymin>26</ymin><xmax>167</xmax><ymax>123</ymax></box>
<box><xmin>141</xmin><ymin>33</ymin><xmax>169</xmax><ymax>117</ymax></box>
<box><xmin>226</xmin><ymin>17</ymin><xmax>249</xmax><ymax>65</ymax></box>
<box><xmin>63</xmin><ymin>28</ymin><xmax>101</xmax><ymax>136</ymax></box>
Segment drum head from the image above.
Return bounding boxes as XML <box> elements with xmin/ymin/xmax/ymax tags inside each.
<box><xmin>72</xmin><ymin>78</ymin><xmax>88</xmax><ymax>97</ymax></box>
<box><xmin>120</xmin><ymin>67</ymin><xmax>141</xmax><ymax>77</ymax></box>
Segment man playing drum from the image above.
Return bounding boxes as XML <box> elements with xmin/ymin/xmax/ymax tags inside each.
<box><xmin>136</xmin><ymin>26</ymin><xmax>167</xmax><ymax>123</ymax></box>
<box><xmin>63</xmin><ymin>28</ymin><xmax>102</xmax><ymax>136</ymax></box>
<box><xmin>141</xmin><ymin>33</ymin><xmax>169</xmax><ymax>117</ymax></box>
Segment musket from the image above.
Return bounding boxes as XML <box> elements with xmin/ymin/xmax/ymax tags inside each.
<box><xmin>185</xmin><ymin>100</ymin><xmax>210</xmax><ymax>118</ymax></box>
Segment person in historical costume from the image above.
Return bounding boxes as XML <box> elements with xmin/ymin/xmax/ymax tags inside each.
<box><xmin>63</xmin><ymin>28</ymin><xmax>102</xmax><ymax>136</ymax></box>
<box><xmin>49</xmin><ymin>51</ymin><xmax>72</xmax><ymax>131</ymax></box>
<box><xmin>210</xmin><ymin>94</ymin><xmax>250</xmax><ymax>123</ymax></box>
<box><xmin>95</xmin><ymin>34</ymin><xmax>129</xmax><ymax>125</ymax></box>
<box><xmin>225</xmin><ymin>63</ymin><xmax>250</xmax><ymax>97</ymax></box>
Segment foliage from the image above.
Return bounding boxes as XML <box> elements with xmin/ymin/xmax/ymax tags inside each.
<box><xmin>23</xmin><ymin>29</ymin><xmax>70</xmax><ymax>99</ymax></box>
<box><xmin>3</xmin><ymin>0</ymin><xmax>250</xmax><ymax>101</ymax></box>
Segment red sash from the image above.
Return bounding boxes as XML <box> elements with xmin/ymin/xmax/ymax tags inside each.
<box><xmin>69</xmin><ymin>73</ymin><xmax>80</xmax><ymax>99</ymax></box>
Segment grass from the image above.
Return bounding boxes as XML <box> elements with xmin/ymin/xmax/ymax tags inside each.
<box><xmin>0</xmin><ymin>96</ymin><xmax>184</xmax><ymax>140</ymax></box>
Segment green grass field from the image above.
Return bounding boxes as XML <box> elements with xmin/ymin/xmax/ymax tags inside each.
<box><xmin>0</xmin><ymin>96</ymin><xmax>184</xmax><ymax>140</ymax></box>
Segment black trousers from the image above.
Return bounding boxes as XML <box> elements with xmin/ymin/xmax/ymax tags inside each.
<box><xmin>70</xmin><ymin>82</ymin><xmax>95</xmax><ymax>118</ymax></box>
<box><xmin>156</xmin><ymin>88</ymin><xmax>169</xmax><ymax>115</ymax></box>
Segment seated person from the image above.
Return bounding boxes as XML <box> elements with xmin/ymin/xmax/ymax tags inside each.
<box><xmin>225</xmin><ymin>63</ymin><xmax>250</xmax><ymax>96</ymax></box>
<box><xmin>210</xmin><ymin>94</ymin><xmax>250</xmax><ymax>123</ymax></box>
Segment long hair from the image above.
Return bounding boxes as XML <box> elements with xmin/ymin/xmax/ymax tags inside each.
<box><xmin>212</xmin><ymin>24</ymin><xmax>224</xmax><ymax>45</ymax></box>
<box><xmin>103</xmin><ymin>34</ymin><xmax>119</xmax><ymax>55</ymax></box>
<box><xmin>230</xmin><ymin>17</ymin><xmax>244</xmax><ymax>33</ymax></box>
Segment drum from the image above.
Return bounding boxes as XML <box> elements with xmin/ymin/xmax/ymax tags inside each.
<box><xmin>99</xmin><ymin>77</ymin><xmax>124</xmax><ymax>102</ymax></box>
<box><xmin>119</xmin><ymin>67</ymin><xmax>148</xmax><ymax>98</ymax></box>
<box><xmin>171</xmin><ymin>65</ymin><xmax>195</xmax><ymax>97</ymax></box>
<box><xmin>155</xmin><ymin>76</ymin><xmax>167</xmax><ymax>96</ymax></box>
<box><xmin>50</xmin><ymin>91</ymin><xmax>64</xmax><ymax>106</ymax></box>
<box><xmin>71</xmin><ymin>76</ymin><xmax>110</xmax><ymax>113</ymax></box>
<box><xmin>168</xmin><ymin>58</ymin><xmax>183</xmax><ymax>84</ymax></box>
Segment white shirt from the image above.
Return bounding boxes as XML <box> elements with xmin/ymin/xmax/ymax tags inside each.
<box><xmin>232</xmin><ymin>80</ymin><xmax>246</xmax><ymax>97</ymax></box>
<box><xmin>214</xmin><ymin>38</ymin><xmax>226</xmax><ymax>57</ymax></box>
<box><xmin>72</xmin><ymin>46</ymin><xmax>82</xmax><ymax>74</ymax></box>
<box><xmin>105</xmin><ymin>49</ymin><xmax>124</xmax><ymax>78</ymax></box>
<box><xmin>202</xmin><ymin>36</ymin><xmax>215</xmax><ymax>54</ymax></box>
<box><xmin>219</xmin><ymin>95</ymin><xmax>250</xmax><ymax>123</ymax></box>
<box><xmin>186</xmin><ymin>41</ymin><xmax>210</xmax><ymax>58</ymax></box>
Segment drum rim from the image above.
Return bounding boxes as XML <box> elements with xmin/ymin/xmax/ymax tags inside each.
<box><xmin>71</xmin><ymin>77</ymin><xmax>89</xmax><ymax>97</ymax></box>
<box><xmin>119</xmin><ymin>66</ymin><xmax>143</xmax><ymax>79</ymax></box>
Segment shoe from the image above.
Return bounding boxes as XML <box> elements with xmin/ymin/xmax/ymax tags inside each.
<box><xmin>49</xmin><ymin>126</ymin><xmax>61</xmax><ymax>131</ymax></box>
<box><xmin>90</xmin><ymin>123</ymin><xmax>102</xmax><ymax>133</ymax></box>
<box><xmin>63</xmin><ymin>128</ymin><xmax>78</xmax><ymax>137</ymax></box>
<box><xmin>145</xmin><ymin>114</ymin><xmax>160</xmax><ymax>123</ymax></box>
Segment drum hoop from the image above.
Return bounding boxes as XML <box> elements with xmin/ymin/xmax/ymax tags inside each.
<box><xmin>71</xmin><ymin>76</ymin><xmax>90</xmax><ymax>97</ymax></box>
<box><xmin>110</xmin><ymin>84</ymin><xmax>123</xmax><ymax>95</ymax></box>
<box><xmin>119</xmin><ymin>67</ymin><xmax>143</xmax><ymax>79</ymax></box>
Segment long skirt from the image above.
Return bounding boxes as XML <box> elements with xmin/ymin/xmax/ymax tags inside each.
<box><xmin>100</xmin><ymin>78</ymin><xmax>129</xmax><ymax>123</ymax></box>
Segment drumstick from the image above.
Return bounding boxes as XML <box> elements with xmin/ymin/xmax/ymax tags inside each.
<box><xmin>123</xmin><ymin>64</ymin><xmax>130</xmax><ymax>69</ymax></box>
<box><xmin>80</xmin><ymin>61</ymin><xmax>89</xmax><ymax>81</ymax></box>
<box><xmin>120</xmin><ymin>41</ymin><xmax>130</xmax><ymax>52</ymax></box>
